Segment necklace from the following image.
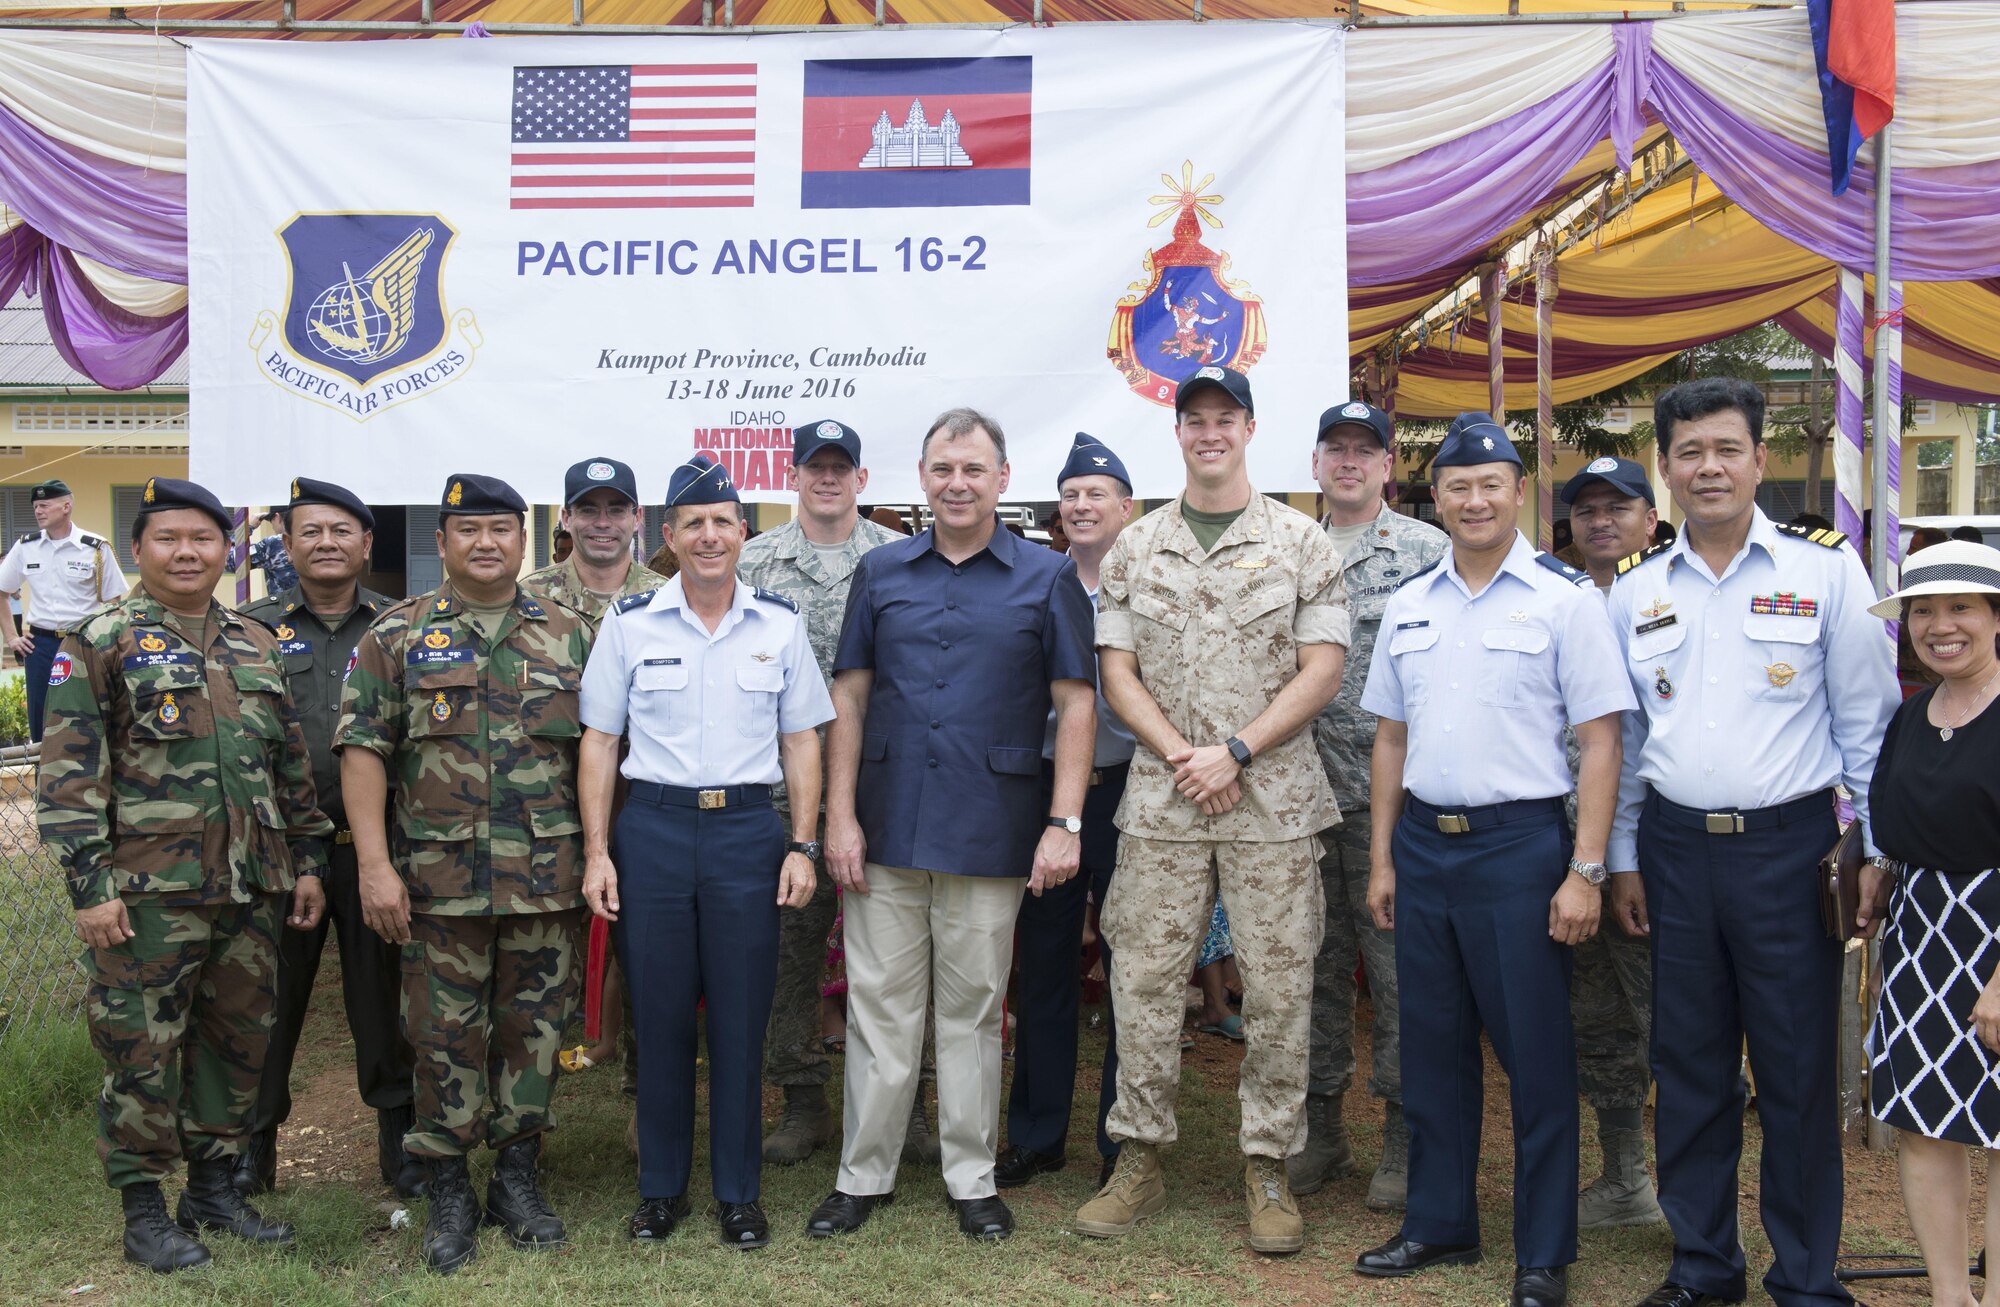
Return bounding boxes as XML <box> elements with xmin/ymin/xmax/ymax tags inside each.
<box><xmin>1936</xmin><ymin>662</ymin><xmax>2000</xmax><ymax>741</ymax></box>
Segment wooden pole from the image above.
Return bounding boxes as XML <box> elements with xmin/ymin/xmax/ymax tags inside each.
<box><xmin>1535</xmin><ymin>247</ymin><xmax>1556</xmax><ymax>551</ymax></box>
<box><xmin>1479</xmin><ymin>262</ymin><xmax>1505</xmax><ymax>420</ymax></box>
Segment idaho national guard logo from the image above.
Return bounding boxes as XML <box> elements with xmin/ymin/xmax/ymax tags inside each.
<box><xmin>137</xmin><ymin>632</ymin><xmax>169</xmax><ymax>653</ymax></box>
<box><xmin>159</xmin><ymin>693</ymin><xmax>181</xmax><ymax>725</ymax></box>
<box><xmin>430</xmin><ymin>691</ymin><xmax>453</xmax><ymax>723</ymax></box>
<box><xmin>1108</xmin><ymin>162</ymin><xmax>1268</xmax><ymax>408</ymax></box>
<box><xmin>250</xmin><ymin>213</ymin><xmax>481</xmax><ymax>422</ymax></box>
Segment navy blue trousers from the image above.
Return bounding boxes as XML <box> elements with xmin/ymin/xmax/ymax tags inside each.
<box><xmin>1639</xmin><ymin>791</ymin><xmax>1848</xmax><ymax>1307</ymax></box>
<box><xmin>614</xmin><ymin>793</ymin><xmax>785</xmax><ymax>1203</ymax></box>
<box><xmin>1395</xmin><ymin>805</ymin><xmax>1578</xmax><ymax>1269</ymax></box>
<box><xmin>1005</xmin><ymin>766</ymin><xmax>1125</xmax><ymax>1160</ymax></box>
<box><xmin>25</xmin><ymin>630</ymin><xmax>59</xmax><ymax>742</ymax></box>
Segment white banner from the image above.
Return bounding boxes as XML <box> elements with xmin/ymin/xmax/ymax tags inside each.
<box><xmin>187</xmin><ymin>24</ymin><xmax>1345</xmax><ymax>505</ymax></box>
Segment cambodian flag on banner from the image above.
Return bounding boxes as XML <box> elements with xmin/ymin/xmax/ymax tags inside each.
<box><xmin>1807</xmin><ymin>0</ymin><xmax>1896</xmax><ymax>196</ymax></box>
<box><xmin>800</xmin><ymin>58</ymin><xmax>1031</xmax><ymax>209</ymax></box>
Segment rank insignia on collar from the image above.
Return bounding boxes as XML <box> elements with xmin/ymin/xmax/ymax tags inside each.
<box><xmin>431</xmin><ymin>691</ymin><xmax>452</xmax><ymax>722</ymax></box>
<box><xmin>275</xmin><ymin>624</ymin><xmax>296</xmax><ymax>641</ymax></box>
<box><xmin>159</xmin><ymin>693</ymin><xmax>181</xmax><ymax>725</ymax></box>
<box><xmin>1653</xmin><ymin>667</ymin><xmax>1674</xmax><ymax>701</ymax></box>
<box><xmin>1766</xmin><ymin>662</ymin><xmax>1796</xmax><ymax>687</ymax></box>
<box><xmin>1231</xmin><ymin>557</ymin><xmax>1271</xmax><ymax>569</ymax></box>
<box><xmin>423</xmin><ymin>628</ymin><xmax>452</xmax><ymax>650</ymax></box>
<box><xmin>521</xmin><ymin>599</ymin><xmax>544</xmax><ymax>618</ymax></box>
<box><xmin>751</xmin><ymin>651</ymin><xmax>774</xmax><ymax>663</ymax></box>
<box><xmin>433</xmin><ymin>597</ymin><xmax>452</xmax><ymax>613</ymax></box>
<box><xmin>137</xmin><ymin>632</ymin><xmax>169</xmax><ymax>654</ymax></box>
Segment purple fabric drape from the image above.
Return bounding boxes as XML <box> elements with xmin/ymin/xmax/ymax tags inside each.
<box><xmin>0</xmin><ymin>225</ymin><xmax>186</xmax><ymax>389</ymax></box>
<box><xmin>0</xmin><ymin>102</ymin><xmax>185</xmax><ymax>282</ymax></box>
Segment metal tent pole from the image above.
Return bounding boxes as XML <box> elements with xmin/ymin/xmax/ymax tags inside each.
<box><xmin>1869</xmin><ymin>124</ymin><xmax>1894</xmax><ymax>593</ymax></box>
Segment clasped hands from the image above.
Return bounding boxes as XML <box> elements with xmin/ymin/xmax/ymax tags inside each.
<box><xmin>1168</xmin><ymin>742</ymin><xmax>1242</xmax><ymax>817</ymax></box>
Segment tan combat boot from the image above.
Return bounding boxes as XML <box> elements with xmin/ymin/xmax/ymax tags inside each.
<box><xmin>1074</xmin><ymin>1142</ymin><xmax>1167</xmax><ymax>1238</ymax></box>
<box><xmin>1244</xmin><ymin>1156</ymin><xmax>1304</xmax><ymax>1254</ymax></box>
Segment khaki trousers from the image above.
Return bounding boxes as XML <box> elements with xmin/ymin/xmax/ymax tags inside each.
<box><xmin>836</xmin><ymin>863</ymin><xmax>1024</xmax><ymax>1200</ymax></box>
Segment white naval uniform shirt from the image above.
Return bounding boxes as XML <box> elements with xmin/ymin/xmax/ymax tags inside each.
<box><xmin>578</xmin><ymin>575</ymin><xmax>835</xmax><ymax>787</ymax></box>
<box><xmin>1605</xmin><ymin>508</ymin><xmax>1899</xmax><ymax>868</ymax></box>
<box><xmin>1360</xmin><ymin>531</ymin><xmax>1635</xmax><ymax>807</ymax></box>
<box><xmin>0</xmin><ymin>526</ymin><xmax>128</xmax><ymax>631</ymax></box>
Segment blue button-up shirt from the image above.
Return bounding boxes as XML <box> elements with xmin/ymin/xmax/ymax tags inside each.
<box><xmin>834</xmin><ymin>519</ymin><xmax>1096</xmax><ymax>878</ymax></box>
<box><xmin>578</xmin><ymin>576</ymin><xmax>834</xmax><ymax>786</ymax></box>
<box><xmin>1606</xmin><ymin>507</ymin><xmax>1897</xmax><ymax>868</ymax></box>
<box><xmin>1043</xmin><ymin>583</ymin><xmax>1137</xmax><ymax>769</ymax></box>
<box><xmin>1360</xmin><ymin>531</ymin><xmax>1635</xmax><ymax>807</ymax></box>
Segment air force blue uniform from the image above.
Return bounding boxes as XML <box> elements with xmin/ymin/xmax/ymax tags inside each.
<box><xmin>1607</xmin><ymin>509</ymin><xmax>1897</xmax><ymax>1306</ymax></box>
<box><xmin>579</xmin><ymin>576</ymin><xmax>834</xmax><ymax>1203</ymax></box>
<box><xmin>1361</xmin><ymin>530</ymin><xmax>1634</xmax><ymax>1268</ymax></box>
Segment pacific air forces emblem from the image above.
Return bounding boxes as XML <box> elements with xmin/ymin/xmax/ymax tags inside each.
<box><xmin>1108</xmin><ymin>162</ymin><xmax>1268</xmax><ymax>408</ymax></box>
<box><xmin>250</xmin><ymin>213</ymin><xmax>480</xmax><ymax>422</ymax></box>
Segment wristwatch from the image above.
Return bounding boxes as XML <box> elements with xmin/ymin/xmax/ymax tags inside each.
<box><xmin>1047</xmin><ymin>816</ymin><xmax>1082</xmax><ymax>834</ymax></box>
<box><xmin>1865</xmin><ymin>855</ymin><xmax>1901</xmax><ymax>874</ymax></box>
<box><xmin>1225</xmin><ymin>736</ymin><xmax>1253</xmax><ymax>767</ymax></box>
<box><xmin>787</xmin><ymin>840</ymin><xmax>822</xmax><ymax>860</ymax></box>
<box><xmin>1567</xmin><ymin>858</ymin><xmax>1609</xmax><ymax>886</ymax></box>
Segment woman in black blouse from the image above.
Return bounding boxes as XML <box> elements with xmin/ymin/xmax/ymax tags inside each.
<box><xmin>1857</xmin><ymin>541</ymin><xmax>2000</xmax><ymax>1307</ymax></box>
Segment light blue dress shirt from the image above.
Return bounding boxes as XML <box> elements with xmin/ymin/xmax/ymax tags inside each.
<box><xmin>1606</xmin><ymin>508</ymin><xmax>1898</xmax><ymax>868</ymax></box>
<box><xmin>1043</xmin><ymin>583</ymin><xmax>1137</xmax><ymax>768</ymax></box>
<box><xmin>1360</xmin><ymin>531</ymin><xmax>1636</xmax><ymax>807</ymax></box>
<box><xmin>578</xmin><ymin>575</ymin><xmax>834</xmax><ymax>786</ymax></box>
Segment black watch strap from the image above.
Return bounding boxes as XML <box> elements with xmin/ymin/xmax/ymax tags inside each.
<box><xmin>787</xmin><ymin>839</ymin><xmax>822</xmax><ymax>860</ymax></box>
<box><xmin>1226</xmin><ymin>736</ymin><xmax>1253</xmax><ymax>766</ymax></box>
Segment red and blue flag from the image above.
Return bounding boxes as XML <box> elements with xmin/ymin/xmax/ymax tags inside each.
<box><xmin>1806</xmin><ymin>0</ymin><xmax>1896</xmax><ymax>196</ymax></box>
<box><xmin>800</xmin><ymin>58</ymin><xmax>1031</xmax><ymax>209</ymax></box>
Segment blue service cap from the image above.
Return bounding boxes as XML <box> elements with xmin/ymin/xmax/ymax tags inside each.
<box><xmin>1056</xmin><ymin>432</ymin><xmax>1131</xmax><ymax>493</ymax></box>
<box><xmin>666</xmin><ymin>453</ymin><xmax>739</xmax><ymax>509</ymax></box>
<box><xmin>1432</xmin><ymin>412</ymin><xmax>1520</xmax><ymax>470</ymax></box>
<box><xmin>793</xmin><ymin>419</ymin><xmax>862</xmax><ymax>468</ymax></box>
<box><xmin>1174</xmin><ymin>365</ymin><xmax>1254</xmax><ymax>416</ymax></box>
<box><xmin>135</xmin><ymin>476</ymin><xmax>232</xmax><ymax>537</ymax></box>
<box><xmin>563</xmin><ymin>457</ymin><xmax>640</xmax><ymax>508</ymax></box>
<box><xmin>287</xmin><ymin>476</ymin><xmax>375</xmax><ymax>530</ymax></box>
<box><xmin>1317</xmin><ymin>400</ymin><xmax>1393</xmax><ymax>450</ymax></box>
<box><xmin>440</xmin><ymin>473</ymin><xmax>528</xmax><ymax>517</ymax></box>
<box><xmin>1560</xmin><ymin>455</ymin><xmax>1654</xmax><ymax>507</ymax></box>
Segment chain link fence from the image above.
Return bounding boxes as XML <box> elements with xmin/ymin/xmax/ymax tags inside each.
<box><xmin>0</xmin><ymin>744</ymin><xmax>85</xmax><ymax>1045</ymax></box>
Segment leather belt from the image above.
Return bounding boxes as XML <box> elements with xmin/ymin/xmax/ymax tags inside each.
<box><xmin>629</xmin><ymin>781</ymin><xmax>772</xmax><ymax>810</ymax></box>
<box><xmin>1405</xmin><ymin>794</ymin><xmax>1564</xmax><ymax>837</ymax></box>
<box><xmin>1648</xmin><ymin>789</ymin><xmax>1833</xmax><ymax>836</ymax></box>
<box><xmin>28</xmin><ymin>625</ymin><xmax>61</xmax><ymax>640</ymax></box>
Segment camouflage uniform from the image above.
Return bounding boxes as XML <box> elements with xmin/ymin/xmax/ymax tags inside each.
<box><xmin>1564</xmin><ymin>725</ymin><xmax>1652</xmax><ymax>1111</ymax></box>
<box><xmin>38</xmin><ymin>590</ymin><xmax>332</xmax><ymax>1188</ymax></box>
<box><xmin>736</xmin><ymin>513</ymin><xmax>901</xmax><ymax>1088</ymax></box>
<box><xmin>1096</xmin><ymin>493</ymin><xmax>1350</xmax><ymax>1157</ymax></box>
<box><xmin>334</xmin><ymin>581</ymin><xmax>594</xmax><ymax>1158</ymax></box>
<box><xmin>1307</xmin><ymin>504</ymin><xmax>1447</xmax><ymax>1104</ymax></box>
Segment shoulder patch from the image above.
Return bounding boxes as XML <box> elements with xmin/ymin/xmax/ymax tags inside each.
<box><xmin>613</xmin><ymin>589</ymin><xmax>657</xmax><ymax>615</ymax></box>
<box><xmin>1534</xmin><ymin>552</ymin><xmax>1592</xmax><ymax>586</ymax></box>
<box><xmin>1775</xmin><ymin>521</ymin><xmax>1848</xmax><ymax>548</ymax></box>
<box><xmin>78</xmin><ymin>533</ymin><xmax>104</xmax><ymax>549</ymax></box>
<box><xmin>1616</xmin><ymin>541</ymin><xmax>1672</xmax><ymax>576</ymax></box>
<box><xmin>1395</xmin><ymin>556</ymin><xmax>1442</xmax><ymax>590</ymax></box>
<box><xmin>753</xmin><ymin>586</ymin><xmax>800</xmax><ymax>613</ymax></box>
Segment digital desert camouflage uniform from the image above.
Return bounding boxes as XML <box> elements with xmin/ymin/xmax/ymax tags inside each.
<box><xmin>334</xmin><ymin>581</ymin><xmax>594</xmax><ymax>1158</ymax></box>
<box><xmin>1563</xmin><ymin>723</ymin><xmax>1652</xmax><ymax>1113</ymax></box>
<box><xmin>1307</xmin><ymin>503</ymin><xmax>1447</xmax><ymax>1106</ymax></box>
<box><xmin>1095</xmin><ymin>491</ymin><xmax>1350</xmax><ymax>1156</ymax></box>
<box><xmin>736</xmin><ymin>512</ymin><xmax>902</xmax><ymax>1089</ymax></box>
<box><xmin>38</xmin><ymin>590</ymin><xmax>332</xmax><ymax>1189</ymax></box>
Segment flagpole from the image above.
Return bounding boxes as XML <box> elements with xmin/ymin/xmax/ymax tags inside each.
<box><xmin>1868</xmin><ymin>123</ymin><xmax>1895</xmax><ymax>594</ymax></box>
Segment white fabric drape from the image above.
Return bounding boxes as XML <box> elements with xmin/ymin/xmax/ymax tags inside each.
<box><xmin>0</xmin><ymin>31</ymin><xmax>185</xmax><ymax>173</ymax></box>
<box><xmin>71</xmin><ymin>251</ymin><xmax>188</xmax><ymax>315</ymax></box>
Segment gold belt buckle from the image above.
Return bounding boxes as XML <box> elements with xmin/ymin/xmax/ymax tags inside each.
<box><xmin>334</xmin><ymin>830</ymin><xmax>353</xmax><ymax>846</ymax></box>
<box><xmin>698</xmin><ymin>789</ymin><xmax>727</xmax><ymax>810</ymax></box>
<box><xmin>1437</xmin><ymin>813</ymin><xmax>1470</xmax><ymax>835</ymax></box>
<box><xmin>1705</xmin><ymin>812</ymin><xmax>1744</xmax><ymax>835</ymax></box>
<box><xmin>1088</xmin><ymin>769</ymin><xmax>1103</xmax><ymax>787</ymax></box>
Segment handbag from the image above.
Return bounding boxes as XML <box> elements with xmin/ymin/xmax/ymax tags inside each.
<box><xmin>1818</xmin><ymin>823</ymin><xmax>1865</xmax><ymax>942</ymax></box>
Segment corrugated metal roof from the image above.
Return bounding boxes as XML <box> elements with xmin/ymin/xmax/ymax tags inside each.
<box><xmin>0</xmin><ymin>300</ymin><xmax>188</xmax><ymax>391</ymax></box>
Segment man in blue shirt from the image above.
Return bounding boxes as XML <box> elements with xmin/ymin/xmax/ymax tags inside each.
<box><xmin>813</xmin><ymin>407</ymin><xmax>1098</xmax><ymax>1243</ymax></box>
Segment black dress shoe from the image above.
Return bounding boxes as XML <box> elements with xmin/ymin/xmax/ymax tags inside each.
<box><xmin>1354</xmin><ymin>1235</ymin><xmax>1482</xmax><ymax>1277</ymax></box>
<box><xmin>1634</xmin><ymin>1282</ymin><xmax>1738</xmax><ymax>1307</ymax></box>
<box><xmin>231</xmin><ymin>1130</ymin><xmax>276</xmax><ymax>1197</ymax></box>
<box><xmin>629</xmin><ymin>1195</ymin><xmax>690</xmax><ymax>1242</ymax></box>
<box><xmin>1513</xmin><ymin>1266</ymin><xmax>1568</xmax><ymax>1307</ymax></box>
<box><xmin>718</xmin><ymin>1201</ymin><xmax>770</xmax><ymax>1249</ymax></box>
<box><xmin>995</xmin><ymin>1145</ymin><xmax>1066</xmax><ymax>1189</ymax></box>
<box><xmin>951</xmin><ymin>1195</ymin><xmax>1013</xmax><ymax>1241</ymax></box>
<box><xmin>804</xmin><ymin>1190</ymin><xmax>891</xmax><ymax>1238</ymax></box>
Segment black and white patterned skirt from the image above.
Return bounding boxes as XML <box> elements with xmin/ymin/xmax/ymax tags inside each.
<box><xmin>1867</xmin><ymin>866</ymin><xmax>2000</xmax><ymax>1147</ymax></box>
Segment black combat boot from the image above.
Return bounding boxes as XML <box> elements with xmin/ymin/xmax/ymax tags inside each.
<box><xmin>484</xmin><ymin>1134</ymin><xmax>566</xmax><ymax>1250</ymax></box>
<box><xmin>230</xmin><ymin>1129</ymin><xmax>276</xmax><ymax>1197</ymax></box>
<box><xmin>176</xmin><ymin>1157</ymin><xmax>296</xmax><ymax>1245</ymax></box>
<box><xmin>421</xmin><ymin>1156</ymin><xmax>481</xmax><ymax>1274</ymax></box>
<box><xmin>378</xmin><ymin>1105</ymin><xmax>427</xmax><ymax>1199</ymax></box>
<box><xmin>122</xmin><ymin>1181</ymin><xmax>212</xmax><ymax>1273</ymax></box>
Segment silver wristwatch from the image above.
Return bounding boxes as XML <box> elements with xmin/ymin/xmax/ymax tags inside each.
<box><xmin>1568</xmin><ymin>859</ymin><xmax>1609</xmax><ymax>886</ymax></box>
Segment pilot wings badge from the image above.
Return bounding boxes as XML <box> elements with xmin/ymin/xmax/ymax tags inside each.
<box><xmin>1107</xmin><ymin>162</ymin><xmax>1268</xmax><ymax>408</ymax></box>
<box><xmin>250</xmin><ymin>213</ymin><xmax>481</xmax><ymax>422</ymax></box>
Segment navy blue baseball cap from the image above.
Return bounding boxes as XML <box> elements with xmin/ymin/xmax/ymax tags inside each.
<box><xmin>1317</xmin><ymin>400</ymin><xmax>1393</xmax><ymax>450</ymax></box>
<box><xmin>1174</xmin><ymin>365</ymin><xmax>1254</xmax><ymax>416</ymax></box>
<box><xmin>135</xmin><ymin>476</ymin><xmax>232</xmax><ymax>537</ymax></box>
<box><xmin>1432</xmin><ymin>412</ymin><xmax>1521</xmax><ymax>470</ymax></box>
<box><xmin>793</xmin><ymin>419</ymin><xmax>862</xmax><ymax>468</ymax></box>
<box><xmin>666</xmin><ymin>453</ymin><xmax>739</xmax><ymax>508</ymax></box>
<box><xmin>1560</xmin><ymin>455</ymin><xmax>1654</xmax><ymax>507</ymax></box>
<box><xmin>563</xmin><ymin>457</ymin><xmax>639</xmax><ymax>508</ymax></box>
<box><xmin>1057</xmin><ymin>433</ymin><xmax>1132</xmax><ymax>493</ymax></box>
<box><xmin>440</xmin><ymin>473</ymin><xmax>528</xmax><ymax>518</ymax></box>
<box><xmin>287</xmin><ymin>476</ymin><xmax>374</xmax><ymax>530</ymax></box>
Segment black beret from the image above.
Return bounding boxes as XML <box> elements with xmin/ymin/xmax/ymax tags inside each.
<box><xmin>287</xmin><ymin>476</ymin><xmax>375</xmax><ymax>530</ymax></box>
<box><xmin>440</xmin><ymin>473</ymin><xmax>528</xmax><ymax>518</ymax></box>
<box><xmin>135</xmin><ymin>477</ymin><xmax>232</xmax><ymax>536</ymax></box>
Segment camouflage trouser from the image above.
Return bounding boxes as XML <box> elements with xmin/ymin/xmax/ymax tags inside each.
<box><xmin>1102</xmin><ymin>834</ymin><xmax>1323</xmax><ymax>1158</ymax></box>
<box><xmin>1571</xmin><ymin>899</ymin><xmax>1653</xmax><ymax>1112</ymax></box>
<box><xmin>401</xmin><ymin>910</ymin><xmax>581</xmax><ymax>1157</ymax></box>
<box><xmin>1308</xmin><ymin>816</ymin><xmax>1401</xmax><ymax>1102</ymax></box>
<box><xmin>765</xmin><ymin>796</ymin><xmax>838</xmax><ymax>1088</ymax></box>
<box><xmin>85</xmin><ymin>895</ymin><xmax>282</xmax><ymax>1189</ymax></box>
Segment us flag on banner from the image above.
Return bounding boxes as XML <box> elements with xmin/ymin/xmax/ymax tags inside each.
<box><xmin>510</xmin><ymin>64</ymin><xmax>757</xmax><ymax>209</ymax></box>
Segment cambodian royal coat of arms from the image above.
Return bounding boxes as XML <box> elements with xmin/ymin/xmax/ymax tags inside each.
<box><xmin>1107</xmin><ymin>162</ymin><xmax>1268</xmax><ymax>407</ymax></box>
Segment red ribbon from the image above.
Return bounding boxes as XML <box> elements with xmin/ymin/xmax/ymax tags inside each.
<box><xmin>584</xmin><ymin>914</ymin><xmax>609</xmax><ymax>1042</ymax></box>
